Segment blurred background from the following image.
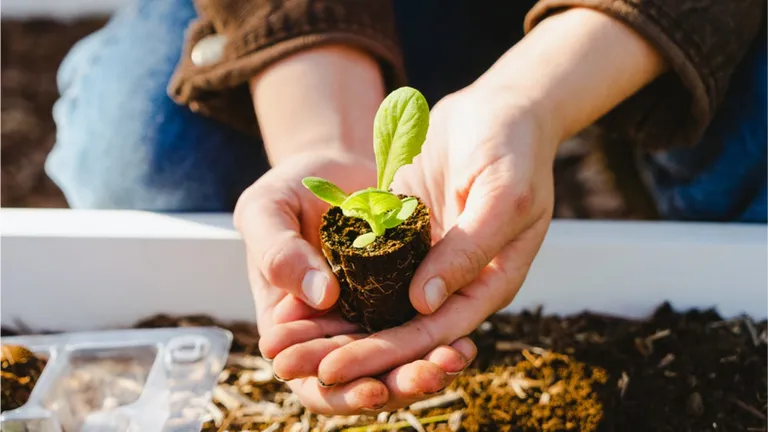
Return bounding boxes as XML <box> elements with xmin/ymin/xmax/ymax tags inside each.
<box><xmin>0</xmin><ymin>1</ymin><xmax>656</xmax><ymax>219</ymax></box>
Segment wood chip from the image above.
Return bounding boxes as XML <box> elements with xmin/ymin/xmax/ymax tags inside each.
<box><xmin>729</xmin><ymin>396</ymin><xmax>767</xmax><ymax>420</ymax></box>
<box><xmin>227</xmin><ymin>353</ymin><xmax>272</xmax><ymax>370</ymax></box>
<box><xmin>547</xmin><ymin>380</ymin><xmax>566</xmax><ymax>396</ymax></box>
<box><xmin>236</xmin><ymin>368</ymin><xmax>274</xmax><ymax>385</ymax></box>
<box><xmin>521</xmin><ymin>349</ymin><xmax>543</xmax><ymax>368</ymax></box>
<box><xmin>448</xmin><ymin>411</ymin><xmax>464</xmax><ymax>432</ymax></box>
<box><xmin>321</xmin><ymin>416</ymin><xmax>362</xmax><ymax>432</ymax></box>
<box><xmin>742</xmin><ymin>315</ymin><xmax>760</xmax><ymax>347</ymax></box>
<box><xmin>206</xmin><ymin>402</ymin><xmax>225</xmax><ymax>427</ymax></box>
<box><xmin>657</xmin><ymin>353</ymin><xmax>675</xmax><ymax>368</ymax></box>
<box><xmin>262</xmin><ymin>423</ymin><xmax>282</xmax><ymax>432</ymax></box>
<box><xmin>618</xmin><ymin>372</ymin><xmax>630</xmax><ymax>399</ymax></box>
<box><xmin>495</xmin><ymin>341</ymin><xmax>546</xmax><ymax>354</ymax></box>
<box><xmin>408</xmin><ymin>390</ymin><xmax>463</xmax><ymax>412</ymax></box>
<box><xmin>510</xmin><ymin>378</ymin><xmax>527</xmax><ymax>399</ymax></box>
<box><xmin>400</xmin><ymin>412</ymin><xmax>426</xmax><ymax>432</ymax></box>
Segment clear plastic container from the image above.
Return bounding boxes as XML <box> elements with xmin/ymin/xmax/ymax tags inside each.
<box><xmin>1</xmin><ymin>327</ymin><xmax>231</xmax><ymax>432</ymax></box>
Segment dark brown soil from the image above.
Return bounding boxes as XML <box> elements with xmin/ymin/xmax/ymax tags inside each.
<box><xmin>1</xmin><ymin>345</ymin><xmax>47</xmax><ymax>412</ymax></box>
<box><xmin>320</xmin><ymin>196</ymin><xmax>431</xmax><ymax>333</ymax></box>
<box><xmin>1</xmin><ymin>19</ymin><xmax>107</xmax><ymax>208</ymax></box>
<box><xmin>5</xmin><ymin>303</ymin><xmax>765</xmax><ymax>431</ymax></box>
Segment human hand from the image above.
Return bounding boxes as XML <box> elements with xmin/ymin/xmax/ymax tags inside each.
<box><xmin>274</xmin><ymin>84</ymin><xmax>559</xmax><ymax>402</ymax></box>
<box><xmin>245</xmin><ymin>7</ymin><xmax>667</xmax><ymax>414</ymax></box>
<box><xmin>234</xmin><ymin>150</ymin><xmax>477</xmax><ymax>414</ymax></box>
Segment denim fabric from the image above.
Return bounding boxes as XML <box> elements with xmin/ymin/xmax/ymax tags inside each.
<box><xmin>46</xmin><ymin>0</ymin><xmax>767</xmax><ymax>222</ymax></box>
<box><xmin>47</xmin><ymin>0</ymin><xmax>269</xmax><ymax>211</ymax></box>
<box><xmin>638</xmin><ymin>25</ymin><xmax>767</xmax><ymax>223</ymax></box>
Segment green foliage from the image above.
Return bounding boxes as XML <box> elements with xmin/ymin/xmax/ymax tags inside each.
<box><xmin>302</xmin><ymin>87</ymin><xmax>429</xmax><ymax>247</ymax></box>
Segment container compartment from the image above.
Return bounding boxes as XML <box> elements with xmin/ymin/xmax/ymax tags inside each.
<box><xmin>1</xmin><ymin>346</ymin><xmax>51</xmax><ymax>413</ymax></box>
<box><xmin>0</xmin><ymin>416</ymin><xmax>60</xmax><ymax>432</ymax></box>
<box><xmin>41</xmin><ymin>345</ymin><xmax>156</xmax><ymax>431</ymax></box>
<box><xmin>1</xmin><ymin>328</ymin><xmax>232</xmax><ymax>432</ymax></box>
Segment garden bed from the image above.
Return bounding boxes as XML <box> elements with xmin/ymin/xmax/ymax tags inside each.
<box><xmin>3</xmin><ymin>303</ymin><xmax>766</xmax><ymax>431</ymax></box>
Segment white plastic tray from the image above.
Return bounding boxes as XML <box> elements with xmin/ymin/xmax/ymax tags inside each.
<box><xmin>1</xmin><ymin>326</ymin><xmax>231</xmax><ymax>432</ymax></box>
<box><xmin>2</xmin><ymin>209</ymin><xmax>765</xmax><ymax>332</ymax></box>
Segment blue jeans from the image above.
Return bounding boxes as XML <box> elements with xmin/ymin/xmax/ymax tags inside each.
<box><xmin>47</xmin><ymin>0</ymin><xmax>767</xmax><ymax>222</ymax></box>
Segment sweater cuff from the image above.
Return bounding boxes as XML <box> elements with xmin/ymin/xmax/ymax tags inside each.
<box><xmin>168</xmin><ymin>0</ymin><xmax>406</xmax><ymax>137</ymax></box>
<box><xmin>525</xmin><ymin>0</ymin><xmax>710</xmax><ymax>150</ymax></box>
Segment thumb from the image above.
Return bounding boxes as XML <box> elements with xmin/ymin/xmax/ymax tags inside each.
<box><xmin>409</xmin><ymin>158</ymin><xmax>537</xmax><ymax>314</ymax></box>
<box><xmin>235</xmin><ymin>189</ymin><xmax>340</xmax><ymax>310</ymax></box>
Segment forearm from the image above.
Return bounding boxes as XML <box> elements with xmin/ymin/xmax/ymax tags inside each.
<box><xmin>250</xmin><ymin>45</ymin><xmax>385</xmax><ymax>166</ymax></box>
<box><xmin>474</xmin><ymin>7</ymin><xmax>666</xmax><ymax>147</ymax></box>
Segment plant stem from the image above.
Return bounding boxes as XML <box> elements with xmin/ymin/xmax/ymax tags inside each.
<box><xmin>340</xmin><ymin>413</ymin><xmax>454</xmax><ymax>431</ymax></box>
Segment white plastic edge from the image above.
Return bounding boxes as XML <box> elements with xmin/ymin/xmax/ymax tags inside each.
<box><xmin>1</xmin><ymin>208</ymin><xmax>766</xmax><ymax>332</ymax></box>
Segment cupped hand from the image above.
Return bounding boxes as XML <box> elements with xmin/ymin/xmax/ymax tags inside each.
<box><xmin>234</xmin><ymin>150</ymin><xmax>477</xmax><ymax>414</ymax></box>
<box><xmin>271</xmin><ymin>85</ymin><xmax>559</xmax><ymax>394</ymax></box>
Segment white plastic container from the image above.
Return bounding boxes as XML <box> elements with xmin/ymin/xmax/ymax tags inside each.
<box><xmin>1</xmin><ymin>209</ymin><xmax>766</xmax><ymax>332</ymax></box>
<box><xmin>1</xmin><ymin>327</ymin><xmax>231</xmax><ymax>432</ymax></box>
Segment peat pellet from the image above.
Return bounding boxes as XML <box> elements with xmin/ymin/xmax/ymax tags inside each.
<box><xmin>319</xmin><ymin>196</ymin><xmax>430</xmax><ymax>333</ymax></box>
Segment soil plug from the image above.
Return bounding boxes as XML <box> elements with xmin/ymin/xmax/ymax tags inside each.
<box><xmin>302</xmin><ymin>87</ymin><xmax>431</xmax><ymax>332</ymax></box>
<box><xmin>1</xmin><ymin>344</ymin><xmax>46</xmax><ymax>412</ymax></box>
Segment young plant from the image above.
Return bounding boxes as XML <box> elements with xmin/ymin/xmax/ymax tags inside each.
<box><xmin>302</xmin><ymin>86</ymin><xmax>430</xmax><ymax>248</ymax></box>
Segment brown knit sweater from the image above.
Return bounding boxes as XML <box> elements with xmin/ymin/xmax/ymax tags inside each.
<box><xmin>168</xmin><ymin>0</ymin><xmax>765</xmax><ymax>150</ymax></box>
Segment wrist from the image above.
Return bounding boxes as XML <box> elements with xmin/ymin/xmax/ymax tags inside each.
<box><xmin>464</xmin><ymin>80</ymin><xmax>562</xmax><ymax>161</ymax></box>
<box><xmin>250</xmin><ymin>44</ymin><xmax>385</xmax><ymax>166</ymax></box>
<box><xmin>471</xmin><ymin>8</ymin><xmax>664</xmax><ymax>146</ymax></box>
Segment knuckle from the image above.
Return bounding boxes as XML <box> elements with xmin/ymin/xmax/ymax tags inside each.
<box><xmin>260</xmin><ymin>235</ymin><xmax>299</xmax><ymax>285</ymax></box>
<box><xmin>453</xmin><ymin>243</ymin><xmax>490</xmax><ymax>280</ymax></box>
<box><xmin>511</xmin><ymin>185</ymin><xmax>535</xmax><ymax>217</ymax></box>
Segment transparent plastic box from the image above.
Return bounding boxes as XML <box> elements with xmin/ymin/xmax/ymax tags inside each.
<box><xmin>1</xmin><ymin>327</ymin><xmax>232</xmax><ymax>432</ymax></box>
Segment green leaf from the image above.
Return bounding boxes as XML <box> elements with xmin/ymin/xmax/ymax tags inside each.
<box><xmin>341</xmin><ymin>189</ymin><xmax>402</xmax><ymax>218</ymax></box>
<box><xmin>373</xmin><ymin>87</ymin><xmax>430</xmax><ymax>191</ymax></box>
<box><xmin>382</xmin><ymin>197</ymin><xmax>419</xmax><ymax>229</ymax></box>
<box><xmin>341</xmin><ymin>189</ymin><xmax>401</xmax><ymax>235</ymax></box>
<box><xmin>352</xmin><ymin>232</ymin><xmax>377</xmax><ymax>248</ymax></box>
<box><xmin>302</xmin><ymin>177</ymin><xmax>348</xmax><ymax>207</ymax></box>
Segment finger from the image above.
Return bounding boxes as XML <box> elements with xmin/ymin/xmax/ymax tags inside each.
<box><xmin>319</xmin><ymin>239</ymin><xmax>534</xmax><ymax>385</ymax></box>
<box><xmin>259</xmin><ymin>316</ymin><xmax>360</xmax><ymax>360</ymax></box>
<box><xmin>317</xmin><ymin>316</ymin><xmax>468</xmax><ymax>386</ymax></box>
<box><xmin>235</xmin><ymin>188</ymin><xmax>339</xmax><ymax>310</ymax></box>
<box><xmin>381</xmin><ymin>360</ymin><xmax>448</xmax><ymax>400</ymax></box>
<box><xmin>423</xmin><ymin>337</ymin><xmax>477</xmax><ymax>375</ymax></box>
<box><xmin>375</xmin><ymin>338</ymin><xmax>476</xmax><ymax>411</ymax></box>
<box><xmin>272</xmin><ymin>334</ymin><xmax>366</xmax><ymax>381</ymax></box>
<box><xmin>289</xmin><ymin>377</ymin><xmax>389</xmax><ymax>415</ymax></box>
<box><xmin>409</xmin><ymin>156</ymin><xmax>537</xmax><ymax>314</ymax></box>
<box><xmin>271</xmin><ymin>294</ymin><xmax>324</xmax><ymax>324</ymax></box>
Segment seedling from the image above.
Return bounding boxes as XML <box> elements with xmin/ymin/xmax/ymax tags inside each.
<box><xmin>302</xmin><ymin>86</ymin><xmax>429</xmax><ymax>248</ymax></box>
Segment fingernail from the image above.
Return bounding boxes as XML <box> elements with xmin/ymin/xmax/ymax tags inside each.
<box><xmin>318</xmin><ymin>378</ymin><xmax>335</xmax><ymax>388</ymax></box>
<box><xmin>423</xmin><ymin>277</ymin><xmax>447</xmax><ymax>313</ymax></box>
<box><xmin>273</xmin><ymin>372</ymin><xmax>287</xmax><ymax>383</ymax></box>
<box><xmin>362</xmin><ymin>403</ymin><xmax>387</xmax><ymax>412</ymax></box>
<box><xmin>302</xmin><ymin>270</ymin><xmax>328</xmax><ymax>307</ymax></box>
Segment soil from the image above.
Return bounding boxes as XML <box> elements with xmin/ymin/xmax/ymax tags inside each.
<box><xmin>1</xmin><ymin>19</ymin><xmax>107</xmax><ymax>208</ymax></box>
<box><xmin>3</xmin><ymin>303</ymin><xmax>765</xmax><ymax>431</ymax></box>
<box><xmin>320</xmin><ymin>196</ymin><xmax>431</xmax><ymax>333</ymax></box>
<box><xmin>1</xmin><ymin>345</ymin><xmax>48</xmax><ymax>412</ymax></box>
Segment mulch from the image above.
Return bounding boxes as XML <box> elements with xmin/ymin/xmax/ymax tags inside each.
<box><xmin>3</xmin><ymin>303</ymin><xmax>766</xmax><ymax>431</ymax></box>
